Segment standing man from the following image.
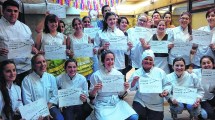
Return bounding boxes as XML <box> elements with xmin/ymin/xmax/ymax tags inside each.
<box><xmin>151</xmin><ymin>11</ymin><xmax>161</xmax><ymax>28</ymax></box>
<box><xmin>0</xmin><ymin>0</ymin><xmax>37</xmax><ymax>86</ymax></box>
<box><xmin>97</xmin><ymin>5</ymin><xmax>111</xmax><ymax>29</ymax></box>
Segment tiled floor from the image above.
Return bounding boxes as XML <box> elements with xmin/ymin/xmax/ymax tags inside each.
<box><xmin>87</xmin><ymin>68</ymin><xmax>191</xmax><ymax>120</ymax></box>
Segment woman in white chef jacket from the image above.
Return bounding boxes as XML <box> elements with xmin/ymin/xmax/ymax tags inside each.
<box><xmin>169</xmin><ymin>12</ymin><xmax>193</xmax><ymax>72</ymax></box>
<box><xmin>57</xmin><ymin>59</ymin><xmax>88</xmax><ymax>120</ymax></box>
<box><xmin>191</xmin><ymin>56</ymin><xmax>215</xmax><ymax>119</ymax></box>
<box><xmin>0</xmin><ymin>60</ymin><xmax>23</xmax><ymax>120</ymax></box>
<box><xmin>94</xmin><ymin>12</ymin><xmax>132</xmax><ymax>72</ymax></box>
<box><xmin>129</xmin><ymin>50</ymin><xmax>169</xmax><ymax>120</ymax></box>
<box><xmin>166</xmin><ymin>57</ymin><xmax>204</xmax><ymax>119</ymax></box>
<box><xmin>89</xmin><ymin>50</ymin><xmax>138</xmax><ymax>120</ymax></box>
<box><xmin>22</xmin><ymin>54</ymin><xmax>64</xmax><ymax>120</ymax></box>
<box><xmin>192</xmin><ymin>8</ymin><xmax>215</xmax><ymax>68</ymax></box>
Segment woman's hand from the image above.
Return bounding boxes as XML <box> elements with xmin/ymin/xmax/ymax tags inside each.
<box><xmin>193</xmin><ymin>98</ymin><xmax>200</xmax><ymax>108</ymax></box>
<box><xmin>102</xmin><ymin>42</ymin><xmax>110</xmax><ymax>50</ymax></box>
<box><xmin>127</xmin><ymin>42</ymin><xmax>133</xmax><ymax>51</ymax></box>
<box><xmin>80</xmin><ymin>94</ymin><xmax>87</xmax><ymax>102</ymax></box>
<box><xmin>66</xmin><ymin>49</ymin><xmax>74</xmax><ymax>58</ymax></box>
<box><xmin>32</xmin><ymin>45</ymin><xmax>39</xmax><ymax>54</ymax></box>
<box><xmin>91</xmin><ymin>83</ymin><xmax>102</xmax><ymax>95</ymax></box>
<box><xmin>139</xmin><ymin>38</ymin><xmax>150</xmax><ymax>49</ymax></box>
<box><xmin>93</xmin><ymin>48</ymin><xmax>97</xmax><ymax>54</ymax></box>
<box><xmin>0</xmin><ymin>48</ymin><xmax>8</xmax><ymax>56</ymax></box>
<box><xmin>168</xmin><ymin>43</ymin><xmax>174</xmax><ymax>49</ymax></box>
<box><xmin>124</xmin><ymin>82</ymin><xmax>130</xmax><ymax>91</ymax></box>
<box><xmin>160</xmin><ymin>90</ymin><xmax>169</xmax><ymax>97</ymax></box>
<box><xmin>209</xmin><ymin>43</ymin><xmax>215</xmax><ymax>51</ymax></box>
<box><xmin>131</xmin><ymin>76</ymin><xmax>139</xmax><ymax>88</ymax></box>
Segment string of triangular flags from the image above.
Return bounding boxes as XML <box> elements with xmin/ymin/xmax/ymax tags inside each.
<box><xmin>53</xmin><ymin>0</ymin><xmax>121</xmax><ymax>10</ymax></box>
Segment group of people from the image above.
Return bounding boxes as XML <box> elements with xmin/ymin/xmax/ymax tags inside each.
<box><xmin>0</xmin><ymin>0</ymin><xmax>215</xmax><ymax>120</ymax></box>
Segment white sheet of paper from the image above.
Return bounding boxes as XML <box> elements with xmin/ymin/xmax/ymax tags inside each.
<box><xmin>134</xmin><ymin>27</ymin><xmax>153</xmax><ymax>41</ymax></box>
<box><xmin>170</xmin><ymin>42</ymin><xmax>192</xmax><ymax>61</ymax></box>
<box><xmin>106</xmin><ymin>36</ymin><xmax>127</xmax><ymax>51</ymax></box>
<box><xmin>0</xmin><ymin>41</ymin><xmax>32</xmax><ymax>59</ymax></box>
<box><xmin>47</xmin><ymin>3</ymin><xmax>66</xmax><ymax>18</ymax></box>
<box><xmin>58</xmin><ymin>88</ymin><xmax>83</xmax><ymax>107</ymax></box>
<box><xmin>73</xmin><ymin>43</ymin><xmax>93</xmax><ymax>57</ymax></box>
<box><xmin>202</xmin><ymin>69</ymin><xmax>215</xmax><ymax>85</ymax></box>
<box><xmin>149</xmin><ymin>41</ymin><xmax>169</xmax><ymax>53</ymax></box>
<box><xmin>138</xmin><ymin>77</ymin><xmax>162</xmax><ymax>93</ymax></box>
<box><xmin>191</xmin><ymin>30</ymin><xmax>212</xmax><ymax>46</ymax></box>
<box><xmin>19</xmin><ymin>98</ymin><xmax>50</xmax><ymax>120</ymax></box>
<box><xmin>173</xmin><ymin>86</ymin><xmax>197</xmax><ymax>104</ymax></box>
<box><xmin>44</xmin><ymin>45</ymin><xmax>66</xmax><ymax>60</ymax></box>
<box><xmin>101</xmin><ymin>75</ymin><xmax>124</xmax><ymax>92</ymax></box>
<box><xmin>84</xmin><ymin>28</ymin><xmax>100</xmax><ymax>39</ymax></box>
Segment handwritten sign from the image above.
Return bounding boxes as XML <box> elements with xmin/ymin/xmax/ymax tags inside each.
<box><xmin>170</xmin><ymin>42</ymin><xmax>192</xmax><ymax>61</ymax></box>
<box><xmin>149</xmin><ymin>41</ymin><xmax>169</xmax><ymax>53</ymax></box>
<box><xmin>191</xmin><ymin>30</ymin><xmax>212</xmax><ymax>46</ymax></box>
<box><xmin>19</xmin><ymin>98</ymin><xmax>50</xmax><ymax>120</ymax></box>
<box><xmin>58</xmin><ymin>88</ymin><xmax>83</xmax><ymax>107</ymax></box>
<box><xmin>173</xmin><ymin>86</ymin><xmax>197</xmax><ymax>104</ymax></box>
<box><xmin>134</xmin><ymin>27</ymin><xmax>153</xmax><ymax>41</ymax></box>
<box><xmin>73</xmin><ymin>43</ymin><xmax>93</xmax><ymax>57</ymax></box>
<box><xmin>107</xmin><ymin>36</ymin><xmax>127</xmax><ymax>51</ymax></box>
<box><xmin>101</xmin><ymin>75</ymin><xmax>124</xmax><ymax>92</ymax></box>
<box><xmin>84</xmin><ymin>28</ymin><xmax>100</xmax><ymax>39</ymax></box>
<box><xmin>0</xmin><ymin>41</ymin><xmax>32</xmax><ymax>59</ymax></box>
<box><xmin>138</xmin><ymin>77</ymin><xmax>162</xmax><ymax>93</ymax></box>
<box><xmin>47</xmin><ymin>3</ymin><xmax>66</xmax><ymax>18</ymax></box>
<box><xmin>44</xmin><ymin>45</ymin><xmax>66</xmax><ymax>60</ymax></box>
<box><xmin>202</xmin><ymin>69</ymin><xmax>215</xmax><ymax>85</ymax></box>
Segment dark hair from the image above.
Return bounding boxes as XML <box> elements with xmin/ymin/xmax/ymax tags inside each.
<box><xmin>163</xmin><ymin>11</ymin><xmax>172</xmax><ymax>24</ymax></box>
<box><xmin>43</xmin><ymin>14</ymin><xmax>61</xmax><ymax>33</ymax></box>
<box><xmin>59</xmin><ymin>20</ymin><xmax>65</xmax><ymax>27</ymax></box>
<box><xmin>72</xmin><ymin>18</ymin><xmax>82</xmax><ymax>28</ymax></box>
<box><xmin>102</xmin><ymin>12</ymin><xmax>116</xmax><ymax>32</ymax></box>
<box><xmin>206</xmin><ymin>8</ymin><xmax>215</xmax><ymax>18</ymax></box>
<box><xmin>0</xmin><ymin>60</ymin><xmax>16</xmax><ymax>119</ymax></box>
<box><xmin>157</xmin><ymin>19</ymin><xmax>167</xmax><ymax>26</ymax></box>
<box><xmin>101</xmin><ymin>5</ymin><xmax>110</xmax><ymax>14</ymax></box>
<box><xmin>64</xmin><ymin>59</ymin><xmax>78</xmax><ymax>69</ymax></box>
<box><xmin>152</xmin><ymin>10</ymin><xmax>161</xmax><ymax>18</ymax></box>
<box><xmin>31</xmin><ymin>53</ymin><xmax>45</xmax><ymax>70</ymax></box>
<box><xmin>2</xmin><ymin>0</ymin><xmax>19</xmax><ymax>11</ymax></box>
<box><xmin>118</xmin><ymin>16</ymin><xmax>129</xmax><ymax>25</ymax></box>
<box><xmin>173</xmin><ymin>57</ymin><xmax>186</xmax><ymax>66</ymax></box>
<box><xmin>82</xmin><ymin>16</ymin><xmax>91</xmax><ymax>22</ymax></box>
<box><xmin>101</xmin><ymin>50</ymin><xmax>115</xmax><ymax>64</ymax></box>
<box><xmin>200</xmin><ymin>55</ymin><xmax>215</xmax><ymax>67</ymax></box>
<box><xmin>180</xmin><ymin>11</ymin><xmax>192</xmax><ymax>35</ymax></box>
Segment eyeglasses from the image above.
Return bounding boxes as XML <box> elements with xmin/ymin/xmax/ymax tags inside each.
<box><xmin>138</xmin><ymin>19</ymin><xmax>147</xmax><ymax>22</ymax></box>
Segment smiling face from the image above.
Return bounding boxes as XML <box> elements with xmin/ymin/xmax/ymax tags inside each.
<box><xmin>106</xmin><ymin>15</ymin><xmax>116</xmax><ymax>29</ymax></box>
<box><xmin>104</xmin><ymin>53</ymin><xmax>114</xmax><ymax>71</ymax></box>
<box><xmin>119</xmin><ymin>18</ymin><xmax>128</xmax><ymax>32</ymax></box>
<box><xmin>48</xmin><ymin>20</ymin><xmax>58</xmax><ymax>32</ymax></box>
<box><xmin>59</xmin><ymin>22</ymin><xmax>65</xmax><ymax>33</ymax></box>
<box><xmin>142</xmin><ymin>56</ymin><xmax>154</xmax><ymax>71</ymax></box>
<box><xmin>83</xmin><ymin>17</ymin><xmax>91</xmax><ymax>28</ymax></box>
<box><xmin>3</xmin><ymin>63</ymin><xmax>16</xmax><ymax>82</ymax></box>
<box><xmin>201</xmin><ymin>58</ymin><xmax>214</xmax><ymax>69</ymax></box>
<box><xmin>153</xmin><ymin>13</ymin><xmax>161</xmax><ymax>24</ymax></box>
<box><xmin>207</xmin><ymin>11</ymin><xmax>215</xmax><ymax>28</ymax></box>
<box><xmin>164</xmin><ymin>13</ymin><xmax>171</xmax><ymax>24</ymax></box>
<box><xmin>179</xmin><ymin>14</ymin><xmax>190</xmax><ymax>29</ymax></box>
<box><xmin>137</xmin><ymin>16</ymin><xmax>147</xmax><ymax>27</ymax></box>
<box><xmin>33</xmin><ymin>55</ymin><xmax>47</xmax><ymax>76</ymax></box>
<box><xmin>66</xmin><ymin>62</ymin><xmax>77</xmax><ymax>77</ymax></box>
<box><xmin>73</xmin><ymin>19</ymin><xmax>83</xmax><ymax>32</ymax></box>
<box><xmin>157</xmin><ymin>20</ymin><xmax>166</xmax><ymax>33</ymax></box>
<box><xmin>102</xmin><ymin>6</ymin><xmax>111</xmax><ymax>18</ymax></box>
<box><xmin>3</xmin><ymin>6</ymin><xmax>19</xmax><ymax>24</ymax></box>
<box><xmin>173</xmin><ymin>60</ymin><xmax>185</xmax><ymax>76</ymax></box>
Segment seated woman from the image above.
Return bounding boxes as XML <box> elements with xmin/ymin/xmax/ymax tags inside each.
<box><xmin>89</xmin><ymin>50</ymin><xmax>138</xmax><ymax>120</ymax></box>
<box><xmin>21</xmin><ymin>54</ymin><xmax>64</xmax><ymax>120</ymax></box>
<box><xmin>166</xmin><ymin>57</ymin><xmax>204</xmax><ymax>119</ymax></box>
<box><xmin>57</xmin><ymin>59</ymin><xmax>89</xmax><ymax>120</ymax></box>
<box><xmin>192</xmin><ymin>56</ymin><xmax>215</xmax><ymax>119</ymax></box>
<box><xmin>0</xmin><ymin>60</ymin><xmax>23</xmax><ymax>120</ymax></box>
<box><xmin>129</xmin><ymin>49</ymin><xmax>169</xmax><ymax>120</ymax></box>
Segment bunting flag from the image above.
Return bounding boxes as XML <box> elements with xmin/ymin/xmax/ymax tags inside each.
<box><xmin>54</xmin><ymin>0</ymin><xmax>121</xmax><ymax>10</ymax></box>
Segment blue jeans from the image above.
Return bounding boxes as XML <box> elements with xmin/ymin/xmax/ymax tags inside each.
<box><xmin>49</xmin><ymin>106</ymin><xmax>64</xmax><ymax>120</ymax></box>
<box><xmin>126</xmin><ymin>114</ymin><xmax>139</xmax><ymax>120</ymax></box>
<box><xmin>170</xmin><ymin>102</ymin><xmax>200</xmax><ymax>117</ymax></box>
